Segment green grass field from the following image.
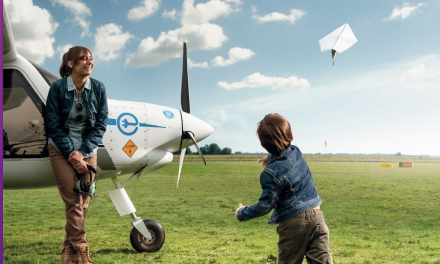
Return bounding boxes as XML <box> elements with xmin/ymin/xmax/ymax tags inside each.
<box><xmin>3</xmin><ymin>156</ymin><xmax>440</xmax><ymax>263</ymax></box>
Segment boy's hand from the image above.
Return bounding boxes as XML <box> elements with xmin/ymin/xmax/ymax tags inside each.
<box><xmin>257</xmin><ymin>155</ymin><xmax>268</xmax><ymax>168</ymax></box>
<box><xmin>235</xmin><ymin>203</ymin><xmax>245</xmax><ymax>217</ymax></box>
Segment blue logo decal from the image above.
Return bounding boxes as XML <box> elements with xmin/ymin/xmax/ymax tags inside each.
<box><xmin>163</xmin><ymin>110</ymin><xmax>174</xmax><ymax>119</ymax></box>
<box><xmin>117</xmin><ymin>113</ymin><xmax>139</xmax><ymax>136</ymax></box>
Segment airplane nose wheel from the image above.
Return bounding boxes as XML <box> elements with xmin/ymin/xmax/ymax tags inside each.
<box><xmin>130</xmin><ymin>219</ymin><xmax>165</xmax><ymax>253</ymax></box>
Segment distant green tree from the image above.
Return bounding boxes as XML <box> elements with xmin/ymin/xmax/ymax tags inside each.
<box><xmin>197</xmin><ymin>143</ymin><xmax>233</xmax><ymax>154</ymax></box>
<box><xmin>220</xmin><ymin>147</ymin><xmax>232</xmax><ymax>155</ymax></box>
<box><xmin>200</xmin><ymin>144</ymin><xmax>209</xmax><ymax>155</ymax></box>
<box><xmin>234</xmin><ymin>151</ymin><xmax>242</xmax><ymax>154</ymax></box>
<box><xmin>208</xmin><ymin>143</ymin><xmax>221</xmax><ymax>154</ymax></box>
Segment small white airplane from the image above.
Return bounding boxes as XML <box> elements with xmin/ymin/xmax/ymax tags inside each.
<box><xmin>2</xmin><ymin>6</ymin><xmax>213</xmax><ymax>253</ymax></box>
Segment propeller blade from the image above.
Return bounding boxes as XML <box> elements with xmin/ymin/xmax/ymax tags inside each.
<box><xmin>184</xmin><ymin>131</ymin><xmax>206</xmax><ymax>166</ymax></box>
<box><xmin>331</xmin><ymin>49</ymin><xmax>336</xmax><ymax>65</ymax></box>
<box><xmin>176</xmin><ymin>148</ymin><xmax>186</xmax><ymax>188</ymax></box>
<box><xmin>181</xmin><ymin>42</ymin><xmax>190</xmax><ymax>113</ymax></box>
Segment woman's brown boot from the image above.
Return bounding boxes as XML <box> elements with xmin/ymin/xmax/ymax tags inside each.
<box><xmin>61</xmin><ymin>245</ymin><xmax>75</xmax><ymax>264</ymax></box>
<box><xmin>76</xmin><ymin>246</ymin><xmax>93</xmax><ymax>264</ymax></box>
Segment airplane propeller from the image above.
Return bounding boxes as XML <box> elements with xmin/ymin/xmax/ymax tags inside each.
<box><xmin>177</xmin><ymin>42</ymin><xmax>207</xmax><ymax>188</ymax></box>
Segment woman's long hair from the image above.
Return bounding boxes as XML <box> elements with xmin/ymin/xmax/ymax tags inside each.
<box><xmin>59</xmin><ymin>46</ymin><xmax>92</xmax><ymax>78</ymax></box>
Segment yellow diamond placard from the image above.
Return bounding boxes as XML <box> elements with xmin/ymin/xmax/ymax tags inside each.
<box><xmin>123</xmin><ymin>140</ymin><xmax>137</xmax><ymax>157</ymax></box>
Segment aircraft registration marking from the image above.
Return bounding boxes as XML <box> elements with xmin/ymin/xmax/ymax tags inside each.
<box><xmin>122</xmin><ymin>139</ymin><xmax>138</xmax><ymax>158</ymax></box>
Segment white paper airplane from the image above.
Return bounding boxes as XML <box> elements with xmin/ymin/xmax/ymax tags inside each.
<box><xmin>319</xmin><ymin>23</ymin><xmax>357</xmax><ymax>65</ymax></box>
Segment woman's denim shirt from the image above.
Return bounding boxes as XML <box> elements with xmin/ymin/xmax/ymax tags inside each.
<box><xmin>237</xmin><ymin>145</ymin><xmax>322</xmax><ymax>225</ymax></box>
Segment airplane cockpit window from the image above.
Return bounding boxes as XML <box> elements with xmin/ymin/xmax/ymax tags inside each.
<box><xmin>3</xmin><ymin>69</ymin><xmax>48</xmax><ymax>158</ymax></box>
<box><xmin>30</xmin><ymin>61</ymin><xmax>60</xmax><ymax>86</ymax></box>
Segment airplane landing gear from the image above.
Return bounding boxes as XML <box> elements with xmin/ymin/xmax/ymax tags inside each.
<box><xmin>130</xmin><ymin>219</ymin><xmax>165</xmax><ymax>252</ymax></box>
<box><xmin>109</xmin><ymin>176</ymin><xmax>166</xmax><ymax>253</ymax></box>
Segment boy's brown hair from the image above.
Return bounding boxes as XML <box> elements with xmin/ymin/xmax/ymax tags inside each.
<box><xmin>257</xmin><ymin>113</ymin><xmax>293</xmax><ymax>154</ymax></box>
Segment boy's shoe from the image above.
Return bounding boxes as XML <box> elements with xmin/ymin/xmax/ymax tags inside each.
<box><xmin>76</xmin><ymin>246</ymin><xmax>93</xmax><ymax>264</ymax></box>
<box><xmin>61</xmin><ymin>245</ymin><xmax>76</xmax><ymax>264</ymax></box>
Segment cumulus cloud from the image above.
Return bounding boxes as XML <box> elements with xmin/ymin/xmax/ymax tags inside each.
<box><xmin>162</xmin><ymin>9</ymin><xmax>177</xmax><ymax>20</ymax></box>
<box><xmin>181</xmin><ymin>0</ymin><xmax>236</xmax><ymax>25</ymax></box>
<box><xmin>218</xmin><ymin>72</ymin><xmax>310</xmax><ymax>91</ymax></box>
<box><xmin>253</xmin><ymin>9</ymin><xmax>305</xmax><ymax>24</ymax></box>
<box><xmin>56</xmin><ymin>44</ymin><xmax>73</xmax><ymax>59</ymax></box>
<box><xmin>403</xmin><ymin>64</ymin><xmax>425</xmax><ymax>82</ymax></box>
<box><xmin>386</xmin><ymin>3</ymin><xmax>425</xmax><ymax>21</ymax></box>
<box><xmin>211</xmin><ymin>47</ymin><xmax>255</xmax><ymax>67</ymax></box>
<box><xmin>128</xmin><ymin>0</ymin><xmax>160</xmax><ymax>21</ymax></box>
<box><xmin>94</xmin><ymin>24</ymin><xmax>133</xmax><ymax>61</ymax></box>
<box><xmin>52</xmin><ymin>0</ymin><xmax>91</xmax><ymax>37</ymax></box>
<box><xmin>4</xmin><ymin>0</ymin><xmax>58</xmax><ymax>64</ymax></box>
<box><xmin>125</xmin><ymin>0</ymin><xmax>235</xmax><ymax>68</ymax></box>
<box><xmin>188</xmin><ymin>58</ymin><xmax>209</xmax><ymax>69</ymax></box>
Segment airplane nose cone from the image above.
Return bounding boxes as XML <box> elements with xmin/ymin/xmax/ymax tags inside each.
<box><xmin>181</xmin><ymin>112</ymin><xmax>214</xmax><ymax>143</ymax></box>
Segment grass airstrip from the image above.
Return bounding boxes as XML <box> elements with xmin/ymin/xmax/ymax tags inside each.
<box><xmin>3</xmin><ymin>155</ymin><xmax>440</xmax><ymax>263</ymax></box>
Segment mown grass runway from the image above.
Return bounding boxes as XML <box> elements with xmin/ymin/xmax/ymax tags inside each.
<box><xmin>3</xmin><ymin>156</ymin><xmax>440</xmax><ymax>263</ymax></box>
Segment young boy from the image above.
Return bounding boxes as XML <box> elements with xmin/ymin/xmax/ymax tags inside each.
<box><xmin>235</xmin><ymin>113</ymin><xmax>333</xmax><ymax>264</ymax></box>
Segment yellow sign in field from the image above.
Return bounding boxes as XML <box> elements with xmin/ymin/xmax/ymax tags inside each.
<box><xmin>381</xmin><ymin>163</ymin><xmax>393</xmax><ymax>168</ymax></box>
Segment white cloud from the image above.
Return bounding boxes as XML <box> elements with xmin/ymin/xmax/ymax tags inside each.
<box><xmin>386</xmin><ymin>3</ymin><xmax>425</xmax><ymax>21</ymax></box>
<box><xmin>4</xmin><ymin>0</ymin><xmax>58</xmax><ymax>64</ymax></box>
<box><xmin>402</xmin><ymin>64</ymin><xmax>425</xmax><ymax>82</ymax></box>
<box><xmin>188</xmin><ymin>58</ymin><xmax>209</xmax><ymax>69</ymax></box>
<box><xmin>125</xmin><ymin>0</ymin><xmax>234</xmax><ymax>68</ymax></box>
<box><xmin>162</xmin><ymin>9</ymin><xmax>177</xmax><ymax>20</ymax></box>
<box><xmin>56</xmin><ymin>44</ymin><xmax>73</xmax><ymax>59</ymax></box>
<box><xmin>211</xmin><ymin>47</ymin><xmax>255</xmax><ymax>67</ymax></box>
<box><xmin>181</xmin><ymin>0</ymin><xmax>237</xmax><ymax>25</ymax></box>
<box><xmin>218</xmin><ymin>72</ymin><xmax>310</xmax><ymax>91</ymax></box>
<box><xmin>128</xmin><ymin>0</ymin><xmax>160</xmax><ymax>21</ymax></box>
<box><xmin>52</xmin><ymin>0</ymin><xmax>91</xmax><ymax>37</ymax></box>
<box><xmin>253</xmin><ymin>9</ymin><xmax>305</xmax><ymax>24</ymax></box>
<box><xmin>94</xmin><ymin>24</ymin><xmax>133</xmax><ymax>61</ymax></box>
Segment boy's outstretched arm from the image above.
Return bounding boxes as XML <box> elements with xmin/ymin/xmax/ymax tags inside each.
<box><xmin>257</xmin><ymin>155</ymin><xmax>269</xmax><ymax>168</ymax></box>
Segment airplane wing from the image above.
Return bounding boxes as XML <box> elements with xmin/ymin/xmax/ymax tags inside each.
<box><xmin>319</xmin><ymin>23</ymin><xmax>357</xmax><ymax>64</ymax></box>
<box><xmin>3</xmin><ymin>5</ymin><xmax>18</xmax><ymax>62</ymax></box>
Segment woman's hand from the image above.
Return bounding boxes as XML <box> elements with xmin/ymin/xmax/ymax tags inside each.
<box><xmin>257</xmin><ymin>155</ymin><xmax>269</xmax><ymax>169</ymax></box>
<box><xmin>69</xmin><ymin>151</ymin><xmax>88</xmax><ymax>174</ymax></box>
<box><xmin>73</xmin><ymin>160</ymin><xmax>90</xmax><ymax>174</ymax></box>
<box><xmin>68</xmin><ymin>150</ymin><xmax>84</xmax><ymax>164</ymax></box>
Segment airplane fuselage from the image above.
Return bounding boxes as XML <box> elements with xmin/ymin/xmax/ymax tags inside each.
<box><xmin>3</xmin><ymin>53</ymin><xmax>213</xmax><ymax>189</ymax></box>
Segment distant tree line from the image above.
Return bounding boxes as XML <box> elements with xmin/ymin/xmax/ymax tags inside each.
<box><xmin>174</xmin><ymin>143</ymin><xmax>232</xmax><ymax>155</ymax></box>
<box><xmin>199</xmin><ymin>143</ymin><xmax>231</xmax><ymax>155</ymax></box>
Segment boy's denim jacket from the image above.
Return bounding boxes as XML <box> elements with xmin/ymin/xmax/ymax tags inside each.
<box><xmin>46</xmin><ymin>77</ymin><xmax>108</xmax><ymax>159</ymax></box>
<box><xmin>237</xmin><ymin>145</ymin><xmax>322</xmax><ymax>225</ymax></box>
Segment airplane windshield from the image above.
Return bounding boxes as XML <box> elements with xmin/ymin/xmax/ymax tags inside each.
<box><xmin>29</xmin><ymin>61</ymin><xmax>60</xmax><ymax>86</ymax></box>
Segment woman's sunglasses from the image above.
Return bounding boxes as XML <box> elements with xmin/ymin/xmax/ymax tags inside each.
<box><xmin>74</xmin><ymin>102</ymin><xmax>83</xmax><ymax>122</ymax></box>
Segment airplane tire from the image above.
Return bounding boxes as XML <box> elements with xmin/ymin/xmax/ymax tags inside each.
<box><xmin>130</xmin><ymin>219</ymin><xmax>165</xmax><ymax>253</ymax></box>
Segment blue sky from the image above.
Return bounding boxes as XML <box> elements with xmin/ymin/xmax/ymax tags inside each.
<box><xmin>5</xmin><ymin>0</ymin><xmax>440</xmax><ymax>156</ymax></box>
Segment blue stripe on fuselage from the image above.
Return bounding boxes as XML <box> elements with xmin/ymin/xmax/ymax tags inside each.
<box><xmin>107</xmin><ymin>118</ymin><xmax>166</xmax><ymax>128</ymax></box>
